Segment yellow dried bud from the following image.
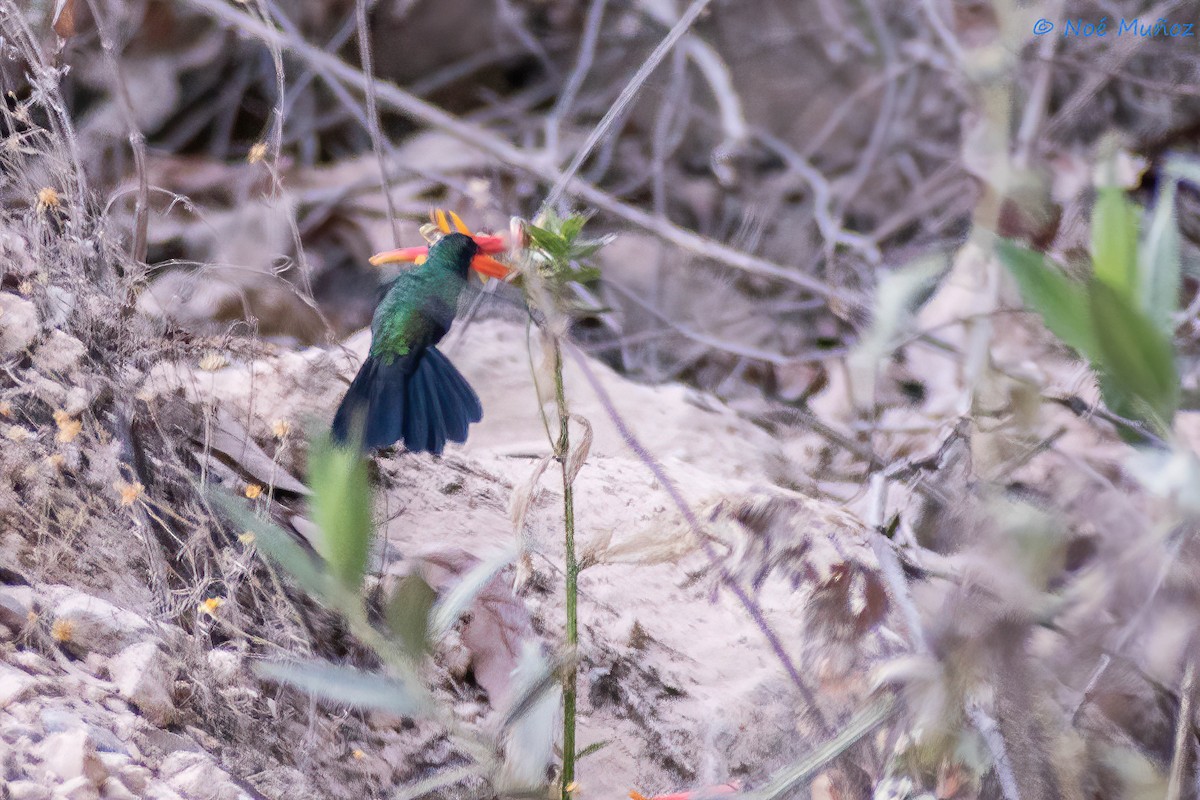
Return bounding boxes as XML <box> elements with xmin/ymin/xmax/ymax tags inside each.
<box><xmin>115</xmin><ymin>480</ymin><xmax>144</xmax><ymax>506</ymax></box>
<box><xmin>200</xmin><ymin>597</ymin><xmax>224</xmax><ymax>616</ymax></box>
<box><xmin>36</xmin><ymin>186</ymin><xmax>60</xmax><ymax>212</ymax></box>
<box><xmin>199</xmin><ymin>353</ymin><xmax>228</xmax><ymax>372</ymax></box>
<box><xmin>51</xmin><ymin>618</ymin><xmax>73</xmax><ymax>642</ymax></box>
<box><xmin>53</xmin><ymin>410</ymin><xmax>81</xmax><ymax>443</ymax></box>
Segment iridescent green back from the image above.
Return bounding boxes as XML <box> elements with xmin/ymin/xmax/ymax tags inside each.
<box><xmin>369</xmin><ymin>233</ymin><xmax>477</xmax><ymax>362</ymax></box>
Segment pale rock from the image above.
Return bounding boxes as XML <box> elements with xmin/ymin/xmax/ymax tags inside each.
<box><xmin>54</xmin><ymin>777</ymin><xmax>101</xmax><ymax>800</ymax></box>
<box><xmin>44</xmin><ymin>285</ymin><xmax>76</xmax><ymax>328</ymax></box>
<box><xmin>142</xmin><ymin>787</ymin><xmax>187</xmax><ymax>800</ymax></box>
<box><xmin>116</xmin><ymin>763</ymin><xmax>152</xmax><ymax>793</ymax></box>
<box><xmin>39</xmin><ymin>728</ymin><xmax>107</xmax><ymax>784</ymax></box>
<box><xmin>205</xmin><ymin>649</ymin><xmax>241</xmax><ymax>684</ymax></box>
<box><xmin>0</xmin><ymin>292</ymin><xmax>39</xmax><ymax>355</ymax></box>
<box><xmin>11</xmin><ymin>649</ymin><xmax>55</xmax><ymax>674</ymax></box>
<box><xmin>161</xmin><ymin>751</ymin><xmax>244</xmax><ymax>800</ymax></box>
<box><xmin>7</xmin><ymin>780</ymin><xmax>52</xmax><ymax>800</ymax></box>
<box><xmin>97</xmin><ymin>751</ymin><xmax>132</xmax><ymax>774</ymax></box>
<box><xmin>99</xmin><ymin>778</ymin><xmax>138</xmax><ymax>800</ymax></box>
<box><xmin>0</xmin><ymin>585</ymin><xmax>32</xmax><ymax>632</ymax></box>
<box><xmin>33</xmin><ymin>329</ymin><xmax>87</xmax><ymax>374</ymax></box>
<box><xmin>0</xmin><ymin>662</ymin><xmax>38</xmax><ymax>708</ymax></box>
<box><xmin>43</xmin><ymin>586</ymin><xmax>154</xmax><ymax>657</ymax></box>
<box><xmin>108</xmin><ymin>641</ymin><xmax>177</xmax><ymax>726</ymax></box>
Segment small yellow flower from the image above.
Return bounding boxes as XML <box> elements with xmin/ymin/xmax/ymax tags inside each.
<box><xmin>200</xmin><ymin>597</ymin><xmax>224</xmax><ymax>617</ymax></box>
<box><xmin>244</xmin><ymin>483</ymin><xmax>262</xmax><ymax>499</ymax></box>
<box><xmin>5</xmin><ymin>425</ymin><xmax>31</xmax><ymax>442</ymax></box>
<box><xmin>51</xmin><ymin>618</ymin><xmax>73</xmax><ymax>642</ymax></box>
<box><xmin>53</xmin><ymin>410</ymin><xmax>81</xmax><ymax>443</ymax></box>
<box><xmin>352</xmin><ymin>749</ymin><xmax>365</xmax><ymax>760</ymax></box>
<box><xmin>271</xmin><ymin>419</ymin><xmax>291</xmax><ymax>438</ymax></box>
<box><xmin>247</xmin><ymin>142</ymin><xmax>268</xmax><ymax>164</ymax></box>
<box><xmin>237</xmin><ymin>531</ymin><xmax>256</xmax><ymax>545</ymax></box>
<box><xmin>115</xmin><ymin>480</ymin><xmax>144</xmax><ymax>506</ymax></box>
<box><xmin>199</xmin><ymin>353</ymin><xmax>228</xmax><ymax>372</ymax></box>
<box><xmin>36</xmin><ymin>186</ymin><xmax>60</xmax><ymax>213</ymax></box>
<box><xmin>0</xmin><ymin>401</ymin><xmax>12</xmax><ymax>418</ymax></box>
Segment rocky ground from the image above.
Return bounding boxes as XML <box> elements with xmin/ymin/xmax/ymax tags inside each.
<box><xmin>1</xmin><ymin>310</ymin><xmax>887</xmax><ymax>799</ymax></box>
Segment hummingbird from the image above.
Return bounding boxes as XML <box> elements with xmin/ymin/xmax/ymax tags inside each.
<box><xmin>331</xmin><ymin>210</ymin><xmax>510</xmax><ymax>454</ymax></box>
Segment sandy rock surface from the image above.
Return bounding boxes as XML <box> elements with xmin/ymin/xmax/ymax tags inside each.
<box><xmin>4</xmin><ymin>317</ymin><xmax>879</xmax><ymax>798</ymax></box>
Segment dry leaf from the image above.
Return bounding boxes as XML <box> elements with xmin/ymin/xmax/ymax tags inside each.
<box><xmin>422</xmin><ymin>550</ymin><xmax>535</xmax><ymax>705</ymax></box>
<box><xmin>51</xmin><ymin>0</ymin><xmax>76</xmax><ymax>39</ymax></box>
<box><xmin>192</xmin><ymin>409</ymin><xmax>309</xmax><ymax>495</ymax></box>
<box><xmin>509</xmin><ymin>455</ymin><xmax>553</xmax><ymax>537</ymax></box>
<box><xmin>565</xmin><ymin>414</ymin><xmax>593</xmax><ymax>485</ymax></box>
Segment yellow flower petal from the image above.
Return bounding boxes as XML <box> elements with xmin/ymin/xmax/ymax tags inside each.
<box><xmin>200</xmin><ymin>597</ymin><xmax>224</xmax><ymax>616</ymax></box>
<box><xmin>244</xmin><ymin>484</ymin><xmax>262</xmax><ymax>499</ymax></box>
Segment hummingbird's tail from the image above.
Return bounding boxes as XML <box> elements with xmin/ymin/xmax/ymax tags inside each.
<box><xmin>331</xmin><ymin>346</ymin><xmax>482</xmax><ymax>454</ymax></box>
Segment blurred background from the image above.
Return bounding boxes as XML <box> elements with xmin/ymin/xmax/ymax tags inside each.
<box><xmin>6</xmin><ymin>0</ymin><xmax>1200</xmax><ymax>797</ymax></box>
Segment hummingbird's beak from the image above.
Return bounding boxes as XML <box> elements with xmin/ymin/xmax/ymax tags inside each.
<box><xmin>368</xmin><ymin>246</ymin><xmax>428</xmax><ymax>266</ymax></box>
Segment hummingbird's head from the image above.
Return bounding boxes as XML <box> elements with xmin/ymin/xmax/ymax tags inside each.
<box><xmin>368</xmin><ymin>209</ymin><xmax>510</xmax><ymax>280</ymax></box>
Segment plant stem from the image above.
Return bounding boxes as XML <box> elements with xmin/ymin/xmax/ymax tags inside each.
<box><xmin>553</xmin><ymin>338</ymin><xmax>578</xmax><ymax>799</ymax></box>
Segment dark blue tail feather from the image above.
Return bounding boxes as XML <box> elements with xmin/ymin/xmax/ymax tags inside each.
<box><xmin>331</xmin><ymin>346</ymin><xmax>481</xmax><ymax>454</ymax></box>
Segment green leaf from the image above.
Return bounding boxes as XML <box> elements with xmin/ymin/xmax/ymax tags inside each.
<box><xmin>210</xmin><ymin>490</ymin><xmax>331</xmax><ymax>602</ymax></box>
<box><xmin>307</xmin><ymin>433</ymin><xmax>373</xmax><ymax>592</ymax></box>
<box><xmin>384</xmin><ymin>572</ymin><xmax>436</xmax><ymax>657</ymax></box>
<box><xmin>1140</xmin><ymin>178</ymin><xmax>1181</xmax><ymax>334</ymax></box>
<box><xmin>255</xmin><ymin>659</ymin><xmax>429</xmax><ymax>717</ymax></box>
<box><xmin>1088</xmin><ymin>280</ymin><xmax>1179</xmax><ymax>427</ymax></box>
<box><xmin>996</xmin><ymin>240</ymin><xmax>1098</xmax><ymax>359</ymax></box>
<box><xmin>1092</xmin><ymin>185</ymin><xmax>1139</xmax><ymax>300</ymax></box>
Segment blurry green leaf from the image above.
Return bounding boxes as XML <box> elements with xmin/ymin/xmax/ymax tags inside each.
<box><xmin>210</xmin><ymin>491</ymin><xmax>331</xmax><ymax>602</ymax></box>
<box><xmin>1165</xmin><ymin>154</ymin><xmax>1200</xmax><ymax>187</ymax></box>
<box><xmin>308</xmin><ymin>434</ymin><xmax>373</xmax><ymax>592</ymax></box>
<box><xmin>255</xmin><ymin>659</ymin><xmax>429</xmax><ymax>716</ymax></box>
<box><xmin>848</xmin><ymin>253</ymin><xmax>947</xmax><ymax>407</ymax></box>
<box><xmin>497</xmin><ymin>642</ymin><xmax>561</xmax><ymax>792</ymax></box>
<box><xmin>1140</xmin><ymin>177</ymin><xmax>1181</xmax><ymax>334</ymax></box>
<box><xmin>428</xmin><ymin>545</ymin><xmax>517</xmax><ymax>640</ymax></box>
<box><xmin>1092</xmin><ymin>185</ymin><xmax>1139</xmax><ymax>300</ymax></box>
<box><xmin>751</xmin><ymin>695</ymin><xmax>897</xmax><ymax>800</ymax></box>
<box><xmin>385</xmin><ymin>572</ymin><xmax>436</xmax><ymax>657</ymax></box>
<box><xmin>1088</xmin><ymin>280</ymin><xmax>1178</xmax><ymax>427</ymax></box>
<box><xmin>996</xmin><ymin>240</ymin><xmax>1098</xmax><ymax>359</ymax></box>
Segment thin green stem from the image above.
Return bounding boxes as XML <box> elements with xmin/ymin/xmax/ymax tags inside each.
<box><xmin>553</xmin><ymin>339</ymin><xmax>578</xmax><ymax>799</ymax></box>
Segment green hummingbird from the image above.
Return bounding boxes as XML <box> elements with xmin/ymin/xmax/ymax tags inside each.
<box><xmin>332</xmin><ymin>210</ymin><xmax>510</xmax><ymax>454</ymax></box>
